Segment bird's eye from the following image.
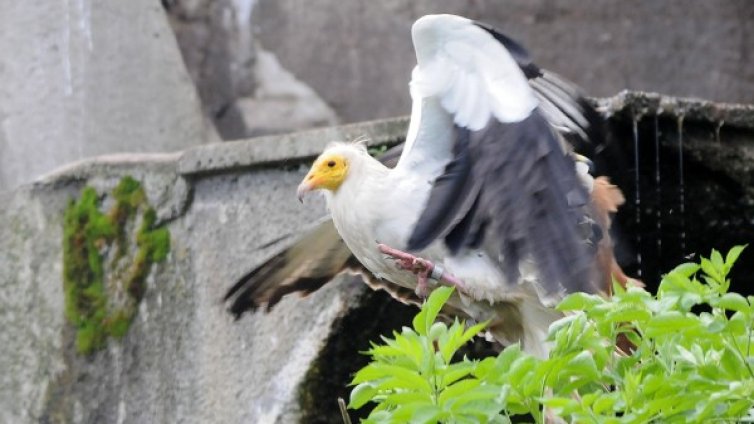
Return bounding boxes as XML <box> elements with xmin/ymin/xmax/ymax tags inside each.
<box><xmin>327</xmin><ymin>160</ymin><xmax>336</xmax><ymax>167</ymax></box>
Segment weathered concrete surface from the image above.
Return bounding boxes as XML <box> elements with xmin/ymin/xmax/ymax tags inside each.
<box><xmin>165</xmin><ymin>0</ymin><xmax>339</xmax><ymax>139</ymax></box>
<box><xmin>0</xmin><ymin>0</ymin><xmax>214</xmax><ymax>192</ymax></box>
<box><xmin>251</xmin><ymin>0</ymin><xmax>754</xmax><ymax>123</ymax></box>
<box><xmin>0</xmin><ymin>117</ymin><xmax>416</xmax><ymax>424</ymax></box>
<box><xmin>233</xmin><ymin>49</ymin><xmax>339</xmax><ymax>138</ymax></box>
<box><xmin>178</xmin><ymin>116</ymin><xmax>407</xmax><ymax>176</ymax></box>
<box><xmin>2</xmin><ymin>93</ymin><xmax>754</xmax><ymax>423</ymax></box>
<box><xmin>164</xmin><ymin>1</ymin><xmax>754</xmax><ymax>138</ymax></box>
<box><xmin>165</xmin><ymin>0</ymin><xmax>258</xmax><ymax>139</ymax></box>
<box><xmin>0</xmin><ymin>162</ymin><xmax>363</xmax><ymax>423</ymax></box>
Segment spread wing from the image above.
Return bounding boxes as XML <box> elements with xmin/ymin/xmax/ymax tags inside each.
<box><xmin>404</xmin><ymin>15</ymin><xmax>601</xmax><ymax>299</ymax></box>
<box><xmin>222</xmin><ymin>146</ymin><xmax>423</xmax><ymax>317</ymax></box>
<box><xmin>224</xmin><ymin>16</ymin><xmax>609</xmax><ymax>317</ymax></box>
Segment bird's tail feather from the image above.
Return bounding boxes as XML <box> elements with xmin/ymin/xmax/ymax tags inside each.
<box><xmin>224</xmin><ymin>218</ymin><xmax>353</xmax><ymax>318</ymax></box>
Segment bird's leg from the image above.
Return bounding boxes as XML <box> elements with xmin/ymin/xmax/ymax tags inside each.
<box><xmin>377</xmin><ymin>244</ymin><xmax>466</xmax><ymax>298</ymax></box>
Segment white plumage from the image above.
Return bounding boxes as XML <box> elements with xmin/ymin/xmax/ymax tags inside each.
<box><xmin>228</xmin><ymin>14</ymin><xmax>632</xmax><ymax>359</ymax></box>
<box><xmin>301</xmin><ymin>15</ymin><xmax>600</xmax><ymax>357</ymax></box>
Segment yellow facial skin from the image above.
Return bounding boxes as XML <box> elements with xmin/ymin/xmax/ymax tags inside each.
<box><xmin>296</xmin><ymin>153</ymin><xmax>349</xmax><ymax>201</ymax></box>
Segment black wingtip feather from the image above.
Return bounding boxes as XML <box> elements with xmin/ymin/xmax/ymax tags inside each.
<box><xmin>225</xmin><ymin>257</ymin><xmax>284</xmax><ymax>318</ymax></box>
<box><xmin>412</xmin><ymin>110</ymin><xmax>600</xmax><ymax>297</ymax></box>
<box><xmin>444</xmin><ymin>188</ymin><xmax>484</xmax><ymax>254</ymax></box>
<box><xmin>407</xmin><ymin>126</ymin><xmax>475</xmax><ymax>251</ymax></box>
<box><xmin>474</xmin><ymin>21</ymin><xmax>542</xmax><ymax>79</ymax></box>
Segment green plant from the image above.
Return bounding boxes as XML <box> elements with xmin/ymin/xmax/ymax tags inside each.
<box><xmin>367</xmin><ymin>144</ymin><xmax>390</xmax><ymax>157</ymax></box>
<box><xmin>63</xmin><ymin>176</ymin><xmax>170</xmax><ymax>354</ymax></box>
<box><xmin>349</xmin><ymin>248</ymin><xmax>754</xmax><ymax>423</ymax></box>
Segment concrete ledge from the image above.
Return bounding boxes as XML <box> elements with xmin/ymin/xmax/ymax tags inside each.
<box><xmin>597</xmin><ymin>91</ymin><xmax>754</xmax><ymax>129</ymax></box>
<box><xmin>33</xmin><ymin>153</ymin><xmax>183</xmax><ymax>187</ymax></box>
<box><xmin>177</xmin><ymin>116</ymin><xmax>409</xmax><ymax>176</ymax></box>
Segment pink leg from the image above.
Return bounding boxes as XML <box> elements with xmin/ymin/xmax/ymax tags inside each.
<box><xmin>377</xmin><ymin>244</ymin><xmax>466</xmax><ymax>297</ymax></box>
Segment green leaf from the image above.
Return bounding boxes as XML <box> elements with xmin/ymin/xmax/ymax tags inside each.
<box><xmin>727</xmin><ymin>311</ymin><xmax>748</xmax><ymax>336</ymax></box>
<box><xmin>604</xmin><ymin>303</ymin><xmax>652</xmax><ymax>323</ymax></box>
<box><xmin>592</xmin><ymin>393</ymin><xmax>618</xmax><ymax>415</ymax></box>
<box><xmin>556</xmin><ymin>292</ymin><xmax>605</xmax><ymax>311</ymax></box>
<box><xmin>644</xmin><ymin>311</ymin><xmax>701</xmax><ymax>337</ymax></box>
<box><xmin>438</xmin><ymin>321</ymin><xmax>463</xmax><ymax>363</ymax></box>
<box><xmin>369</xmin><ymin>343</ymin><xmax>410</xmax><ymax>358</ymax></box>
<box><xmin>352</xmin><ymin>363</ymin><xmax>429</xmax><ymax>392</ymax></box>
<box><xmin>481</xmin><ymin>344</ymin><xmax>524</xmax><ymax>382</ymax></box>
<box><xmin>349</xmin><ymin>383</ymin><xmax>378</xmax><ymax>409</ymax></box>
<box><xmin>678</xmin><ymin>292</ymin><xmax>704</xmax><ymax>311</ymax></box>
<box><xmin>413</xmin><ymin>286</ymin><xmax>454</xmax><ymax>335</ymax></box>
<box><xmin>438</xmin><ymin>379</ymin><xmax>481</xmax><ymax>405</ymax></box>
<box><xmin>391</xmin><ymin>402</ymin><xmax>440</xmax><ymax>423</ymax></box>
<box><xmin>382</xmin><ymin>391</ymin><xmax>433</xmax><ymax>406</ymax></box>
<box><xmin>659</xmin><ymin>270</ymin><xmax>698</xmax><ymax>294</ymax></box>
<box><xmin>719</xmin><ymin>346</ymin><xmax>747</xmax><ymax>378</ymax></box>
<box><xmin>408</xmin><ymin>404</ymin><xmax>442</xmax><ymax>423</ymax></box>
<box><xmin>675</xmin><ymin>345</ymin><xmax>698</xmax><ymax>365</ymax></box>
<box><xmin>716</xmin><ymin>292</ymin><xmax>750</xmax><ymax>313</ymax></box>
<box><xmin>565</xmin><ymin>350</ymin><xmax>600</xmax><ymax>380</ymax></box>
<box><xmin>429</xmin><ymin>321</ymin><xmax>447</xmax><ymax>342</ymax></box>
<box><xmin>540</xmin><ymin>397</ymin><xmax>580</xmax><ymax>416</ymax></box>
<box><xmin>507</xmin><ymin>356</ymin><xmax>538</xmax><ymax>396</ymax></box>
<box><xmin>449</xmin><ymin>385</ymin><xmax>502</xmax><ymax>410</ymax></box>
<box><xmin>674</xmin><ymin>262</ymin><xmax>702</xmax><ymax>278</ymax></box>
<box><xmin>725</xmin><ymin>245</ymin><xmax>746</xmax><ymax>268</ymax></box>
<box><xmin>473</xmin><ymin>357</ymin><xmax>495</xmax><ymax>379</ymax></box>
<box><xmin>700</xmin><ymin>258</ymin><xmax>723</xmax><ymax>285</ymax></box>
<box><xmin>548</xmin><ymin>313</ymin><xmax>582</xmax><ymax>340</ymax></box>
<box><xmin>440</xmin><ymin>320</ymin><xmax>488</xmax><ymax>363</ymax></box>
<box><xmin>441</xmin><ymin>361</ymin><xmax>476</xmax><ymax>388</ymax></box>
<box><xmin>711</xmin><ymin>249</ymin><xmax>724</xmax><ymax>270</ymax></box>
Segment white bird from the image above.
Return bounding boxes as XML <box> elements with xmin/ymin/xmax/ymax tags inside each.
<box><xmin>225</xmin><ymin>14</ymin><xmax>633</xmax><ymax>357</ymax></box>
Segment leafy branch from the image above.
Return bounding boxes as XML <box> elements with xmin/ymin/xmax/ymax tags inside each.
<box><xmin>348</xmin><ymin>247</ymin><xmax>754</xmax><ymax>423</ymax></box>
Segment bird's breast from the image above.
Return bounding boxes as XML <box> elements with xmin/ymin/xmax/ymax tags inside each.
<box><xmin>327</xmin><ymin>171</ymin><xmax>433</xmax><ymax>287</ymax></box>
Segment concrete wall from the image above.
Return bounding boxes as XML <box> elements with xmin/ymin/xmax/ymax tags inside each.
<box><xmin>167</xmin><ymin>0</ymin><xmax>754</xmax><ymax>136</ymax></box>
<box><xmin>254</xmin><ymin>0</ymin><xmax>754</xmax><ymax>123</ymax></box>
<box><xmin>0</xmin><ymin>118</ymin><xmax>407</xmax><ymax>424</ymax></box>
<box><xmin>0</xmin><ymin>0</ymin><xmax>214</xmax><ymax>192</ymax></box>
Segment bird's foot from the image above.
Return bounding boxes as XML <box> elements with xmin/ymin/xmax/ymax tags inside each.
<box><xmin>377</xmin><ymin>243</ymin><xmax>466</xmax><ymax>298</ymax></box>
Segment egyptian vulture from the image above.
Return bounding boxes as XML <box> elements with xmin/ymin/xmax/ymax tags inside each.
<box><xmin>224</xmin><ymin>14</ymin><xmax>633</xmax><ymax>357</ymax></box>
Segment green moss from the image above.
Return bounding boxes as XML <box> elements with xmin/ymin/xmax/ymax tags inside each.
<box><xmin>62</xmin><ymin>176</ymin><xmax>171</xmax><ymax>354</ymax></box>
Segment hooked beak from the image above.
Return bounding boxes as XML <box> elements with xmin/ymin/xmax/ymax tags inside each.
<box><xmin>296</xmin><ymin>180</ymin><xmax>314</xmax><ymax>203</ymax></box>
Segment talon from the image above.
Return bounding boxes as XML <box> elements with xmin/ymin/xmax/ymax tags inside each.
<box><xmin>415</xmin><ymin>277</ymin><xmax>429</xmax><ymax>298</ymax></box>
<box><xmin>377</xmin><ymin>243</ymin><xmax>467</xmax><ymax>293</ymax></box>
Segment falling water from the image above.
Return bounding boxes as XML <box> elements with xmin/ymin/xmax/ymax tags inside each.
<box><xmin>654</xmin><ymin>115</ymin><xmax>662</xmax><ymax>259</ymax></box>
<box><xmin>676</xmin><ymin>115</ymin><xmax>686</xmax><ymax>254</ymax></box>
<box><xmin>715</xmin><ymin>120</ymin><xmax>724</xmax><ymax>143</ymax></box>
<box><xmin>632</xmin><ymin>112</ymin><xmax>642</xmax><ymax>277</ymax></box>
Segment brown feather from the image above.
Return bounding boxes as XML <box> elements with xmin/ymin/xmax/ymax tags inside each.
<box><xmin>590</xmin><ymin>178</ymin><xmax>642</xmax><ymax>354</ymax></box>
<box><xmin>225</xmin><ymin>219</ymin><xmax>352</xmax><ymax>317</ymax></box>
<box><xmin>590</xmin><ymin>176</ymin><xmax>643</xmax><ymax>293</ymax></box>
<box><xmin>225</xmin><ymin>219</ymin><xmax>434</xmax><ymax>318</ymax></box>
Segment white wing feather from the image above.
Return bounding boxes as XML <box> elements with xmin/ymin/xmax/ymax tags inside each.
<box><xmin>397</xmin><ymin>14</ymin><xmax>539</xmax><ymax>179</ymax></box>
<box><xmin>410</xmin><ymin>15</ymin><xmax>538</xmax><ymax>130</ymax></box>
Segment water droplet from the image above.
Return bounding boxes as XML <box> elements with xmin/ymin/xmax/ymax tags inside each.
<box><xmin>677</xmin><ymin>115</ymin><xmax>686</xmax><ymax>255</ymax></box>
<box><xmin>632</xmin><ymin>111</ymin><xmax>643</xmax><ymax>277</ymax></box>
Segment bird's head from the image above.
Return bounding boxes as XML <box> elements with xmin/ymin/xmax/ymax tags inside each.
<box><xmin>297</xmin><ymin>143</ymin><xmax>368</xmax><ymax>202</ymax></box>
